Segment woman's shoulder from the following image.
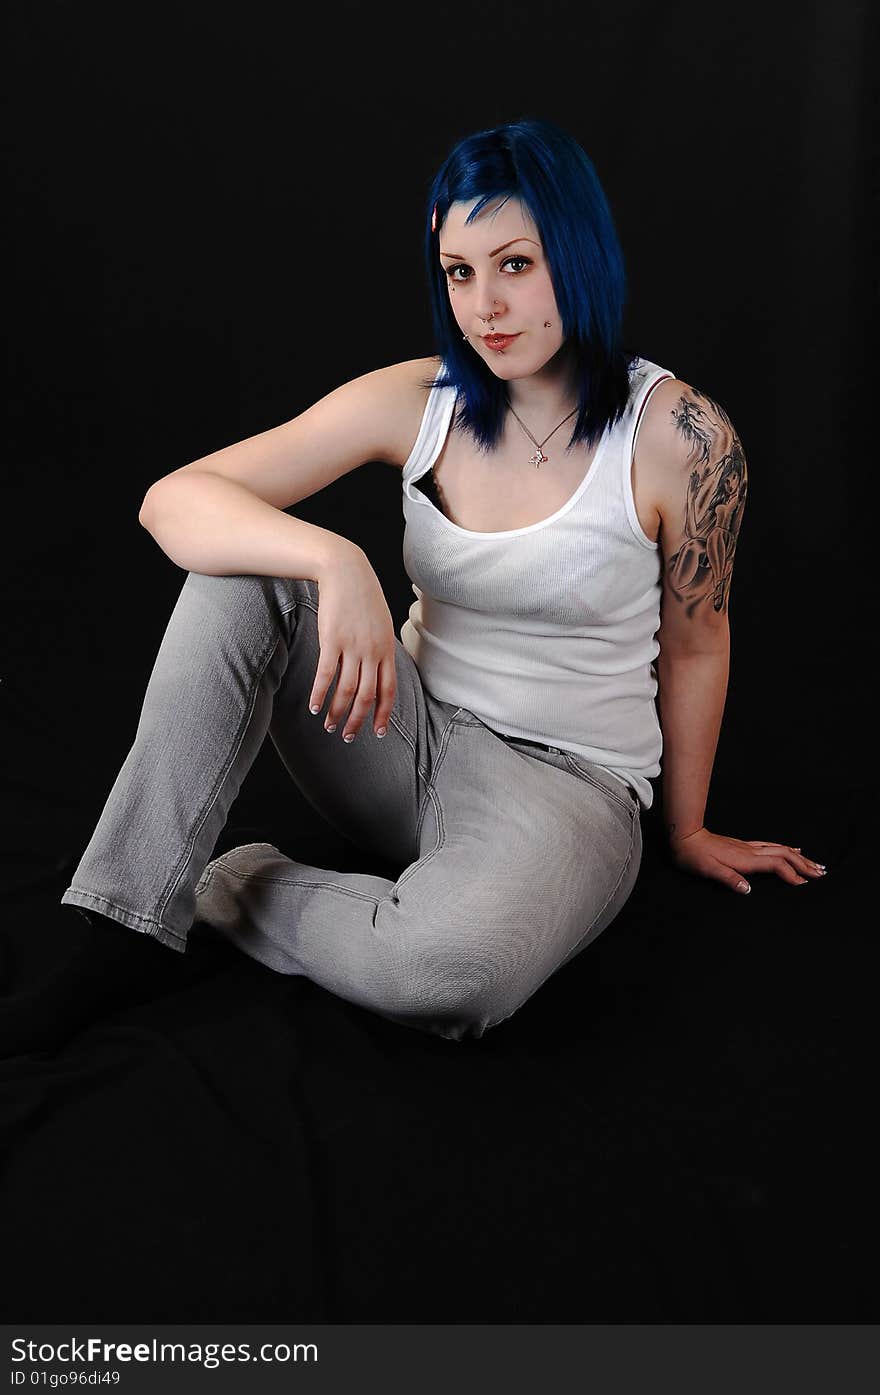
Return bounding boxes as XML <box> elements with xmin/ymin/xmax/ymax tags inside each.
<box><xmin>388</xmin><ymin>353</ymin><xmax>444</xmax><ymax>391</ymax></box>
<box><xmin>377</xmin><ymin>355</ymin><xmax>445</xmax><ymax>469</ymax></box>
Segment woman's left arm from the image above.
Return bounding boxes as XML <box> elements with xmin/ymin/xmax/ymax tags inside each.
<box><xmin>650</xmin><ymin>378</ymin><xmax>826</xmax><ymax>894</ymax></box>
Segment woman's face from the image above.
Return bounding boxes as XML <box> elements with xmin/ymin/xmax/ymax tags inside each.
<box><xmin>438</xmin><ymin>196</ymin><xmax>567</xmax><ymax>382</ymax></box>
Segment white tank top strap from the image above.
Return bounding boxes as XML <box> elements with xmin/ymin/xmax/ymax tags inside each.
<box><xmin>620</xmin><ymin>364</ymin><xmax>677</xmax><ymax>550</ymax></box>
<box><xmin>630</xmin><ymin>364</ymin><xmax>677</xmax><ymax>447</ymax></box>
<box><xmin>402</xmin><ymin>380</ymin><xmax>457</xmax><ymax>487</ymax></box>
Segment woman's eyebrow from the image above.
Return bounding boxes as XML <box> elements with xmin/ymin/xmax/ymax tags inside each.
<box><xmin>439</xmin><ymin>237</ymin><xmax>540</xmax><ymax>260</ymax></box>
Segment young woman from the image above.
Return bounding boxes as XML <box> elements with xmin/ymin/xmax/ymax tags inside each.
<box><xmin>45</xmin><ymin>118</ymin><xmax>825</xmax><ymax>1049</ymax></box>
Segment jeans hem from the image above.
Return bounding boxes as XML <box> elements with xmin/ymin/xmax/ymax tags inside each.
<box><xmin>60</xmin><ymin>889</ymin><xmax>188</xmax><ymax>954</ymax></box>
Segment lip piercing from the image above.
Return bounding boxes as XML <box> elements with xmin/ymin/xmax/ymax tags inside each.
<box><xmin>464</xmin><ymin>317</ymin><xmax>553</xmax><ymax>341</ymax></box>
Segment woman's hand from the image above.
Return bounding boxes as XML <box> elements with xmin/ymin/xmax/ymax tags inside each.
<box><xmin>308</xmin><ymin>541</ymin><xmax>398</xmax><ymax>743</ymax></box>
<box><xmin>667</xmin><ymin>828</ymin><xmax>828</xmax><ymax>894</ymax></box>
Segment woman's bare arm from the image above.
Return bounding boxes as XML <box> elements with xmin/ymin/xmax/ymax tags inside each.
<box><xmin>139</xmin><ymin>472</ymin><xmax>356</xmax><ymax>578</ymax></box>
<box><xmin>138</xmin><ymin>356</ymin><xmax>437</xmax><ymax>576</ymax></box>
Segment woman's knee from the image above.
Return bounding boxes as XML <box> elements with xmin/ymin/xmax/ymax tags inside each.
<box><xmin>395</xmin><ymin>936</ymin><xmax>522</xmax><ymax>1040</ymax></box>
<box><xmin>380</xmin><ymin>983</ymin><xmax>505</xmax><ymax>1044</ymax></box>
<box><xmin>175</xmin><ymin>573</ymin><xmax>319</xmax><ymax>652</ymax></box>
<box><xmin>183</xmin><ymin>570</ymin><xmax>317</xmax><ymax>607</ymax></box>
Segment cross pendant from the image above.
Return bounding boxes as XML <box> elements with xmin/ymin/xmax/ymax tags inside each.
<box><xmin>529</xmin><ymin>448</ymin><xmax>548</xmax><ymax>468</ymax></box>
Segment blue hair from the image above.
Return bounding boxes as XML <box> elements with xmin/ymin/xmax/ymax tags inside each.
<box><xmin>422</xmin><ymin>117</ymin><xmax>638</xmax><ymax>453</ymax></box>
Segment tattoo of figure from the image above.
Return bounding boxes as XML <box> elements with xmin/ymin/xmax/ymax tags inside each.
<box><xmin>666</xmin><ymin>387</ymin><xmax>748</xmax><ymax>617</ymax></box>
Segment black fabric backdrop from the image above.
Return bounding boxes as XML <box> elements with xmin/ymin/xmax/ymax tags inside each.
<box><xmin>2</xmin><ymin>0</ymin><xmax>875</xmax><ymax>1321</ymax></box>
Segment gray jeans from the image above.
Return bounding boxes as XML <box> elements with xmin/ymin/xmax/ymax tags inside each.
<box><xmin>61</xmin><ymin>572</ymin><xmax>642</xmax><ymax>1042</ymax></box>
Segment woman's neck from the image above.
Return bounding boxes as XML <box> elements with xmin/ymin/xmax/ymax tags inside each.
<box><xmin>502</xmin><ymin>346</ymin><xmax>581</xmax><ymax>433</ymax></box>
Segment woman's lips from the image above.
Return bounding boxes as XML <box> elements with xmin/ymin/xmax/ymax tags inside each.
<box><xmin>483</xmin><ymin>333</ymin><xmax>520</xmax><ymax>351</ymax></box>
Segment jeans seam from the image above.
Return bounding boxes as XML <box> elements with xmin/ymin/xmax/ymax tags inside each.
<box><xmin>157</xmin><ymin>614</ymin><xmax>290</xmax><ymax>926</ymax></box>
<box><xmin>414</xmin><ymin>781</ymin><xmax>442</xmax><ymax>856</ymax></box>
<box><xmin>198</xmin><ymin>859</ymin><xmax>383</xmax><ymax>908</ymax></box>
<box><xmin>484</xmin><ymin>803</ymin><xmax>638</xmax><ymax>1033</ymax></box>
<box><xmin>561</xmin><ymin>751</ymin><xmax>635</xmax><ymax>814</ymax></box>
<box><xmin>281</xmin><ymin>597</ymin><xmax>317</xmax><ymax>618</ymax></box>
<box><xmin>395</xmin><ymin>719</ymin><xmax>456</xmax><ymax>891</ymax></box>
<box><xmin>395</xmin><ymin>783</ymin><xmax>444</xmax><ymax>892</ymax></box>
<box><xmin>388</xmin><ymin>709</ymin><xmax>430</xmax><ymax>785</ymax></box>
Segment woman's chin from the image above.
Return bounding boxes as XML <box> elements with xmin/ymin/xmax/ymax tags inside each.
<box><xmin>482</xmin><ymin>355</ymin><xmax>532</xmax><ymax>379</ymax></box>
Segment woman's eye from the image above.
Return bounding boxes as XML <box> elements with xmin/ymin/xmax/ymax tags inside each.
<box><xmin>445</xmin><ymin>256</ymin><xmax>531</xmax><ymax>282</ymax></box>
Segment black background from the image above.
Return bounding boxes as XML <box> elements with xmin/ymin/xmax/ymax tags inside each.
<box><xmin>2</xmin><ymin>0</ymin><xmax>875</xmax><ymax>1324</ymax></box>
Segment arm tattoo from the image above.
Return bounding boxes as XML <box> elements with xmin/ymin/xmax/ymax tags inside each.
<box><xmin>666</xmin><ymin>387</ymin><xmax>748</xmax><ymax>617</ymax></box>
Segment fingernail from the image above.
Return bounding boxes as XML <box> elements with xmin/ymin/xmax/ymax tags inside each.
<box><xmin>738</xmin><ymin>881</ymin><xmax>751</xmax><ymax>894</ymax></box>
<box><xmin>376</xmin><ymin>727</ymin><xmax>387</xmax><ymax>738</ymax></box>
<box><xmin>309</xmin><ymin>705</ymin><xmax>320</xmax><ymax>715</ymax></box>
<box><xmin>343</xmin><ymin>733</ymin><xmax>355</xmax><ymax>743</ymax></box>
<box><xmin>325</xmin><ymin>723</ymin><xmax>336</xmax><ymax>733</ymax></box>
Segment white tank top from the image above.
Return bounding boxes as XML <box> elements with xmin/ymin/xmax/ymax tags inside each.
<box><xmin>399</xmin><ymin>356</ymin><xmax>676</xmax><ymax>810</ymax></box>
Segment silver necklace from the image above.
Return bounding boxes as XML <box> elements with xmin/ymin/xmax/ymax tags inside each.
<box><xmin>505</xmin><ymin>400</ymin><xmax>579</xmax><ymax>468</ymax></box>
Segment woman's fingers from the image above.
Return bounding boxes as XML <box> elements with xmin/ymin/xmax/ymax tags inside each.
<box><xmin>309</xmin><ymin>646</ymin><xmax>341</xmax><ymax>719</ymax></box>
<box><xmin>748</xmin><ymin>843</ymin><xmax>827</xmax><ymax>880</ymax></box>
<box><xmin>768</xmin><ymin>855</ymin><xmax>810</xmax><ymax>886</ymax></box>
<box><xmin>711</xmin><ymin>854</ymin><xmax>804</xmax><ymax>893</ymax></box>
<box><xmin>324</xmin><ymin>653</ymin><xmax>363</xmax><ymax>734</ymax></box>
<box><xmin>373</xmin><ymin>655</ymin><xmax>397</xmax><ymax>738</ymax></box>
<box><xmin>683</xmin><ymin>835</ymin><xmax>829</xmax><ymax>894</ymax></box>
<box><xmin>730</xmin><ymin>849</ymin><xmax>828</xmax><ymax>887</ymax></box>
<box><xmin>793</xmin><ymin>853</ymin><xmax>827</xmax><ymax>877</ymax></box>
<box><xmin>340</xmin><ymin>660</ymin><xmax>382</xmax><ymax>742</ymax></box>
<box><xmin>309</xmin><ymin>646</ymin><xmax>398</xmax><ymax>743</ymax></box>
<box><xmin>327</xmin><ymin>653</ymin><xmax>398</xmax><ymax>742</ymax></box>
<box><xmin>708</xmin><ymin>859</ymin><xmax>753</xmax><ymax>895</ymax></box>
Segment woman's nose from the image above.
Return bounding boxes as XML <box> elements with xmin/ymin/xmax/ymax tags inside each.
<box><xmin>474</xmin><ymin>292</ymin><xmax>503</xmax><ymax>323</ymax></box>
